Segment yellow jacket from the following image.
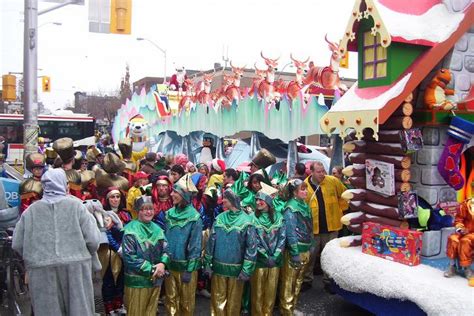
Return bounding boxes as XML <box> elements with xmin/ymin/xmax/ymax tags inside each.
<box><xmin>126</xmin><ymin>186</ymin><xmax>142</xmax><ymax>219</ymax></box>
<box><xmin>305</xmin><ymin>175</ymin><xmax>348</xmax><ymax>234</ymax></box>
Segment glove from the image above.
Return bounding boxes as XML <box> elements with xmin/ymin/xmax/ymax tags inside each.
<box><xmin>237</xmin><ymin>272</ymin><xmax>250</xmax><ymax>282</ymax></box>
<box><xmin>291</xmin><ymin>255</ymin><xmax>301</xmax><ymax>263</ymax></box>
<box><xmin>181</xmin><ymin>271</ymin><xmax>192</xmax><ymax>284</ymax></box>
<box><xmin>203</xmin><ymin>268</ymin><xmax>213</xmax><ymax>279</ymax></box>
<box><xmin>267</xmin><ymin>257</ymin><xmax>276</xmax><ymax>268</ymax></box>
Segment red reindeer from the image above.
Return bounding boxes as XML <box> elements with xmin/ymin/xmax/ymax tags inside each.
<box><xmin>248</xmin><ymin>63</ymin><xmax>267</xmax><ymax>98</ymax></box>
<box><xmin>257</xmin><ymin>52</ymin><xmax>279</xmax><ymax>103</ymax></box>
<box><xmin>178</xmin><ymin>78</ymin><xmax>196</xmax><ymax>112</ymax></box>
<box><xmin>217</xmin><ymin>61</ymin><xmax>246</xmax><ymax>107</ymax></box>
<box><xmin>304</xmin><ymin>35</ymin><xmax>346</xmax><ymax>91</ymax></box>
<box><xmin>274</xmin><ymin>54</ymin><xmax>310</xmax><ymax>101</ymax></box>
<box><xmin>195</xmin><ymin>72</ymin><xmax>214</xmax><ymax>104</ymax></box>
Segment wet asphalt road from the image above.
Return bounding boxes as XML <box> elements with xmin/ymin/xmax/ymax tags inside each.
<box><xmin>3</xmin><ymin>275</ymin><xmax>371</xmax><ymax>315</ymax></box>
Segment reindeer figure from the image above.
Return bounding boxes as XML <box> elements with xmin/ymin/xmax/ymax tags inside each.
<box><xmin>215</xmin><ymin>73</ymin><xmax>236</xmax><ymax>109</ymax></box>
<box><xmin>257</xmin><ymin>52</ymin><xmax>279</xmax><ymax>103</ymax></box>
<box><xmin>218</xmin><ymin>61</ymin><xmax>246</xmax><ymax>107</ymax></box>
<box><xmin>195</xmin><ymin>72</ymin><xmax>214</xmax><ymax>104</ymax></box>
<box><xmin>178</xmin><ymin>78</ymin><xmax>196</xmax><ymax>113</ymax></box>
<box><xmin>304</xmin><ymin>35</ymin><xmax>346</xmax><ymax>91</ymax></box>
<box><xmin>287</xmin><ymin>54</ymin><xmax>310</xmax><ymax>100</ymax></box>
<box><xmin>248</xmin><ymin>63</ymin><xmax>267</xmax><ymax>98</ymax></box>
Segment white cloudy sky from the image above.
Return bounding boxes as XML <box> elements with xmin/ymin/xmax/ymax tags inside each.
<box><xmin>1</xmin><ymin>0</ymin><xmax>358</xmax><ymax>110</ymax></box>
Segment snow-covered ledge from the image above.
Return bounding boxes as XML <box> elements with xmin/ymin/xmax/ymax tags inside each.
<box><xmin>321</xmin><ymin>237</ymin><xmax>474</xmax><ymax>316</ymax></box>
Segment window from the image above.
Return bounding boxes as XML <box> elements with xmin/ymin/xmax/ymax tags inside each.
<box><xmin>363</xmin><ymin>32</ymin><xmax>387</xmax><ymax>80</ymax></box>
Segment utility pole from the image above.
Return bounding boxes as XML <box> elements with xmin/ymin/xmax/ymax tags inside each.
<box><xmin>23</xmin><ymin>0</ymin><xmax>82</xmax><ymax>161</ymax></box>
<box><xmin>23</xmin><ymin>0</ymin><xmax>39</xmax><ymax>160</ymax></box>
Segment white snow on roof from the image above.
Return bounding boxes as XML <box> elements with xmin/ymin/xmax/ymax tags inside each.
<box><xmin>329</xmin><ymin>73</ymin><xmax>412</xmax><ymax>112</ymax></box>
<box><xmin>376</xmin><ymin>1</ymin><xmax>465</xmax><ymax>44</ymax></box>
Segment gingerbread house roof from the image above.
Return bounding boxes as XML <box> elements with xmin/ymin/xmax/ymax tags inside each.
<box><xmin>321</xmin><ymin>0</ymin><xmax>474</xmax><ymax>140</ymax></box>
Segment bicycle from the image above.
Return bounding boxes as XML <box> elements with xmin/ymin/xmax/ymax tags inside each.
<box><xmin>0</xmin><ymin>229</ymin><xmax>28</xmax><ymax>315</ymax></box>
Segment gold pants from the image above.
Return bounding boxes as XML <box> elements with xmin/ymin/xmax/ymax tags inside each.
<box><xmin>279</xmin><ymin>251</ymin><xmax>310</xmax><ymax>316</ymax></box>
<box><xmin>164</xmin><ymin>270</ymin><xmax>198</xmax><ymax>316</ymax></box>
<box><xmin>250</xmin><ymin>267</ymin><xmax>280</xmax><ymax>316</ymax></box>
<box><xmin>124</xmin><ymin>286</ymin><xmax>160</xmax><ymax>316</ymax></box>
<box><xmin>447</xmin><ymin>233</ymin><xmax>474</xmax><ymax>267</ymax></box>
<box><xmin>210</xmin><ymin>274</ymin><xmax>244</xmax><ymax>316</ymax></box>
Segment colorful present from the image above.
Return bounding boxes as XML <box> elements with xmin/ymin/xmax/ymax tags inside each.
<box><xmin>362</xmin><ymin>222</ymin><xmax>423</xmax><ymax>266</ymax></box>
<box><xmin>365</xmin><ymin>159</ymin><xmax>395</xmax><ymax>196</ymax></box>
<box><xmin>399</xmin><ymin>128</ymin><xmax>423</xmax><ymax>153</ymax></box>
<box><xmin>397</xmin><ymin>190</ymin><xmax>418</xmax><ymax>219</ymax></box>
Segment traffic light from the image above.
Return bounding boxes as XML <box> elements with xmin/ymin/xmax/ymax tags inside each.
<box><xmin>2</xmin><ymin>74</ymin><xmax>16</xmax><ymax>101</ymax></box>
<box><xmin>110</xmin><ymin>0</ymin><xmax>132</xmax><ymax>35</ymax></box>
<box><xmin>42</xmin><ymin>76</ymin><xmax>51</xmax><ymax>92</ymax></box>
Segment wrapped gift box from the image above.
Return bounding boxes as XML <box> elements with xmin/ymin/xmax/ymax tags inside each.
<box><xmin>362</xmin><ymin>222</ymin><xmax>423</xmax><ymax>266</ymax></box>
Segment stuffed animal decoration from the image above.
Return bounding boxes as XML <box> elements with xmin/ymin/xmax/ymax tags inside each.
<box><xmin>424</xmin><ymin>68</ymin><xmax>455</xmax><ymax>110</ymax></box>
<box><xmin>126</xmin><ymin>114</ymin><xmax>149</xmax><ymax>163</ymax></box>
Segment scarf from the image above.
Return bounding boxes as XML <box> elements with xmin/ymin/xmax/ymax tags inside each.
<box><xmin>254</xmin><ymin>211</ymin><xmax>283</xmax><ymax>232</ymax></box>
<box><xmin>123</xmin><ymin>219</ymin><xmax>164</xmax><ymax>246</ymax></box>
<box><xmin>285</xmin><ymin>198</ymin><xmax>311</xmax><ymax>218</ymax></box>
<box><xmin>166</xmin><ymin>204</ymin><xmax>200</xmax><ymax>228</ymax></box>
<box><xmin>215</xmin><ymin>209</ymin><xmax>252</xmax><ymax>233</ymax></box>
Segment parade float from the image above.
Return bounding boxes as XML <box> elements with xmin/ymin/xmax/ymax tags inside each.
<box><xmin>318</xmin><ymin>0</ymin><xmax>474</xmax><ymax>315</ymax></box>
<box><xmin>111</xmin><ymin>38</ymin><xmax>349</xmax><ymax>175</ymax></box>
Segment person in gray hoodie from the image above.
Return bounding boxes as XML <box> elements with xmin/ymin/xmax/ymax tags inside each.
<box><xmin>12</xmin><ymin>168</ymin><xmax>101</xmax><ymax>316</ymax></box>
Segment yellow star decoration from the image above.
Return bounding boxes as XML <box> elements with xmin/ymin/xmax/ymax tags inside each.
<box><xmin>348</xmin><ymin>32</ymin><xmax>356</xmax><ymax>41</ymax></box>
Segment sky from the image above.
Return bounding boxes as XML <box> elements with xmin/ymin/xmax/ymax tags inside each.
<box><xmin>1</xmin><ymin>0</ymin><xmax>358</xmax><ymax>111</ymax></box>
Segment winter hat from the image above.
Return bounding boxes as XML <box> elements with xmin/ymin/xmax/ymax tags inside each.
<box><xmin>134</xmin><ymin>195</ymin><xmax>153</xmax><ymax>211</ymax></box>
<box><xmin>133</xmin><ymin>171</ymin><xmax>149</xmax><ymax>182</ymax></box>
<box><xmin>186</xmin><ymin>161</ymin><xmax>196</xmax><ymax>172</ymax></box>
<box><xmin>223</xmin><ymin>189</ymin><xmax>241</xmax><ymax>210</ymax></box>
<box><xmin>174</xmin><ymin>154</ymin><xmax>189</xmax><ymax>168</ymax></box>
<box><xmin>211</xmin><ymin>158</ymin><xmax>226</xmax><ymax>173</ymax></box>
<box><xmin>106</xmin><ymin>187</ymin><xmax>121</xmax><ymax>200</ymax></box>
<box><xmin>41</xmin><ymin>168</ymin><xmax>68</xmax><ymax>203</ymax></box>
<box><xmin>173</xmin><ymin>174</ymin><xmax>198</xmax><ymax>204</ymax></box>
<box><xmin>256</xmin><ymin>182</ymin><xmax>279</xmax><ymax>207</ymax></box>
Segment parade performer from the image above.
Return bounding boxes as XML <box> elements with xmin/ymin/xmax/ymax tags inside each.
<box><xmin>96</xmin><ymin>153</ymin><xmax>129</xmax><ymax>199</ymax></box>
<box><xmin>123</xmin><ymin>196</ymin><xmax>170</xmax><ymax>316</ymax></box>
<box><xmin>12</xmin><ymin>168</ymin><xmax>100</xmax><ymax>316</ymax></box>
<box><xmin>279</xmin><ymin>179</ymin><xmax>313</xmax><ymax>315</ymax></box>
<box><xmin>251</xmin><ymin>183</ymin><xmax>286</xmax><ymax>316</ymax></box>
<box><xmin>86</xmin><ymin>145</ymin><xmax>104</xmax><ymax>171</ymax></box>
<box><xmin>163</xmin><ymin>175</ymin><xmax>203</xmax><ymax>315</ymax></box>
<box><xmin>118</xmin><ymin>138</ymin><xmax>138</xmax><ymax>186</ymax></box>
<box><xmin>76</xmin><ymin>151</ymin><xmax>99</xmax><ymax>200</ymax></box>
<box><xmin>169</xmin><ymin>164</ymin><xmax>185</xmax><ymax>184</ymax></box>
<box><xmin>445</xmin><ymin>198</ymin><xmax>474</xmax><ymax>287</ymax></box>
<box><xmin>205</xmin><ymin>189</ymin><xmax>257</xmax><ymax>315</ymax></box>
<box><xmin>232</xmin><ymin>172</ymin><xmax>264</xmax><ymax>213</ymax></box>
<box><xmin>19</xmin><ymin>153</ymin><xmax>45</xmax><ymax>213</ymax></box>
<box><xmin>37</xmin><ymin>137</ymin><xmax>46</xmax><ymax>155</ymax></box>
<box><xmin>104</xmin><ymin>187</ymin><xmax>133</xmax><ymax>225</ymax></box>
<box><xmin>84</xmin><ymin>199</ymin><xmax>125</xmax><ymax>315</ymax></box>
<box><xmin>149</xmin><ymin>175</ymin><xmax>174</xmax><ymax>228</ymax></box>
<box><xmin>126</xmin><ymin>171</ymin><xmax>149</xmax><ymax>218</ymax></box>
<box><xmin>53</xmin><ymin>137</ymin><xmax>84</xmax><ymax>199</ymax></box>
<box><xmin>249</xmin><ymin>149</ymin><xmax>276</xmax><ymax>183</ymax></box>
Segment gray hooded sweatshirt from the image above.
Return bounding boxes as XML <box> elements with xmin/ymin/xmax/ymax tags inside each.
<box><xmin>12</xmin><ymin>168</ymin><xmax>101</xmax><ymax>269</ymax></box>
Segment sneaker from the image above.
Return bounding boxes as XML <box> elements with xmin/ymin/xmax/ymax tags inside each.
<box><xmin>114</xmin><ymin>306</ymin><xmax>127</xmax><ymax>315</ymax></box>
<box><xmin>197</xmin><ymin>288</ymin><xmax>211</xmax><ymax>298</ymax></box>
<box><xmin>444</xmin><ymin>265</ymin><xmax>456</xmax><ymax>278</ymax></box>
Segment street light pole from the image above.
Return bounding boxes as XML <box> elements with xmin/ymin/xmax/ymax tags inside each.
<box><xmin>137</xmin><ymin>37</ymin><xmax>167</xmax><ymax>84</ymax></box>
<box><xmin>23</xmin><ymin>0</ymin><xmax>39</xmax><ymax>160</ymax></box>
